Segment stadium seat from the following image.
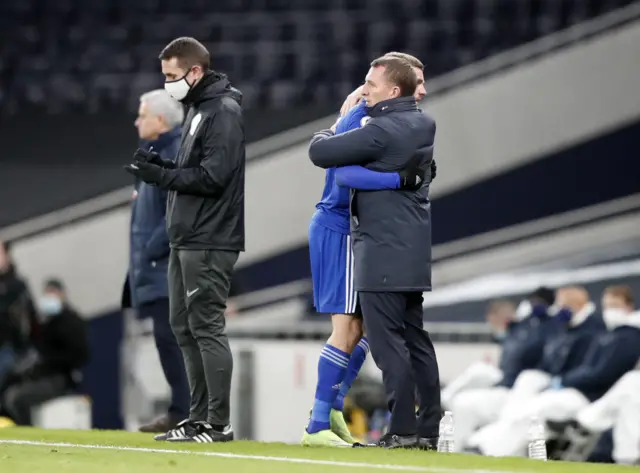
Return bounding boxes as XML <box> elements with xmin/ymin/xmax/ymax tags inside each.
<box><xmin>0</xmin><ymin>0</ymin><xmax>633</xmax><ymax>113</ymax></box>
<box><xmin>31</xmin><ymin>395</ymin><xmax>92</xmax><ymax>430</ymax></box>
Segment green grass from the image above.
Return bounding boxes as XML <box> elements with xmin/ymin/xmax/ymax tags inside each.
<box><xmin>0</xmin><ymin>427</ymin><xmax>631</xmax><ymax>473</ymax></box>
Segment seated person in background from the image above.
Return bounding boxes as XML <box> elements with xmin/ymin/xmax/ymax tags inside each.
<box><xmin>0</xmin><ymin>240</ymin><xmax>39</xmax><ymax>389</ymax></box>
<box><xmin>471</xmin><ymin>285</ymin><xmax>640</xmax><ymax>457</ymax></box>
<box><xmin>496</xmin><ymin>285</ymin><xmax>605</xmax><ymax>419</ymax></box>
<box><xmin>569</xmin><ymin>287</ymin><xmax>639</xmax><ymax>465</ymax></box>
<box><xmin>576</xmin><ymin>368</ymin><xmax>640</xmax><ymax>466</ymax></box>
<box><xmin>0</xmin><ymin>278</ymin><xmax>90</xmax><ymax>426</ymax></box>
<box><xmin>446</xmin><ymin>287</ymin><xmax>556</xmax><ymax>451</ymax></box>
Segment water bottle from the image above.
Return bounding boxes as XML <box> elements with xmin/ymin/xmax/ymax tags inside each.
<box><xmin>527</xmin><ymin>416</ymin><xmax>547</xmax><ymax>461</ymax></box>
<box><xmin>437</xmin><ymin>411</ymin><xmax>455</xmax><ymax>453</ymax></box>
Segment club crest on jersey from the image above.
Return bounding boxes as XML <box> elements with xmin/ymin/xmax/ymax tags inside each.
<box><xmin>189</xmin><ymin>113</ymin><xmax>202</xmax><ymax>136</ymax></box>
<box><xmin>360</xmin><ymin>116</ymin><xmax>371</xmax><ymax>127</ymax></box>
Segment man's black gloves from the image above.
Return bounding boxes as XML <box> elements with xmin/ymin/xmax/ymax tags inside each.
<box><xmin>398</xmin><ymin>159</ymin><xmax>437</xmax><ymax>190</ymax></box>
<box><xmin>132</xmin><ymin>148</ymin><xmax>176</xmax><ymax>169</ymax></box>
<box><xmin>398</xmin><ymin>166</ymin><xmax>425</xmax><ymax>190</ymax></box>
<box><xmin>124</xmin><ymin>161</ymin><xmax>164</xmax><ymax>184</ymax></box>
<box><xmin>124</xmin><ymin>148</ymin><xmax>175</xmax><ymax>184</ymax></box>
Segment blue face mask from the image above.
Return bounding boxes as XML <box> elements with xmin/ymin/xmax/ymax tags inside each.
<box><xmin>39</xmin><ymin>295</ymin><xmax>62</xmax><ymax>316</ymax></box>
<box><xmin>555</xmin><ymin>307</ymin><xmax>573</xmax><ymax>324</ymax></box>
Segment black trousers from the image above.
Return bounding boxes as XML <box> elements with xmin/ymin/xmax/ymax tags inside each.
<box><xmin>138</xmin><ymin>297</ymin><xmax>190</xmax><ymax>422</ymax></box>
<box><xmin>2</xmin><ymin>374</ymin><xmax>69</xmax><ymax>426</ymax></box>
<box><xmin>359</xmin><ymin>291</ymin><xmax>441</xmax><ymax>438</ymax></box>
<box><xmin>168</xmin><ymin>249</ymin><xmax>238</xmax><ymax>426</ymax></box>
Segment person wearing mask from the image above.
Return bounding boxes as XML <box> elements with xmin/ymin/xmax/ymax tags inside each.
<box><xmin>447</xmin><ymin>288</ymin><xmax>556</xmax><ymax>451</ymax></box>
<box><xmin>0</xmin><ymin>240</ymin><xmax>38</xmax><ymax>390</ymax></box>
<box><xmin>495</xmin><ymin>286</ymin><xmax>605</xmax><ymax>421</ymax></box>
<box><xmin>123</xmin><ymin>88</ymin><xmax>190</xmax><ymax>434</ymax></box>
<box><xmin>570</xmin><ymin>286</ymin><xmax>639</xmax><ymax>465</ymax></box>
<box><xmin>125</xmin><ymin>37</ymin><xmax>245</xmax><ymax>443</ymax></box>
<box><xmin>472</xmin><ymin>285</ymin><xmax>640</xmax><ymax>457</ymax></box>
<box><xmin>0</xmin><ymin>279</ymin><xmax>89</xmax><ymax>426</ymax></box>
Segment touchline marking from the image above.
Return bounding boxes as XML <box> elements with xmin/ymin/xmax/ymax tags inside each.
<box><xmin>0</xmin><ymin>439</ymin><xmax>516</xmax><ymax>473</ymax></box>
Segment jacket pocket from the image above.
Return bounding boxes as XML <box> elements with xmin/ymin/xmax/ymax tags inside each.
<box><xmin>169</xmin><ymin>195</ymin><xmax>203</xmax><ymax>239</ymax></box>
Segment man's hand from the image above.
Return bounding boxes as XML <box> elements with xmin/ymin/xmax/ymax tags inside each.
<box><xmin>340</xmin><ymin>85</ymin><xmax>364</xmax><ymax>116</ymax></box>
<box><xmin>398</xmin><ymin>166</ymin><xmax>425</xmax><ymax>190</ymax></box>
<box><xmin>133</xmin><ymin>148</ymin><xmax>176</xmax><ymax>169</ymax></box>
<box><xmin>124</xmin><ymin>161</ymin><xmax>164</xmax><ymax>184</ymax></box>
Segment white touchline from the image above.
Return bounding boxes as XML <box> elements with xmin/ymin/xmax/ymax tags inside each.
<box><xmin>0</xmin><ymin>439</ymin><xmax>518</xmax><ymax>473</ymax></box>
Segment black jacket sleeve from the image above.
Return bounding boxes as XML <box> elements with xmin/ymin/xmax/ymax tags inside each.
<box><xmin>561</xmin><ymin>337</ymin><xmax>638</xmax><ymax>392</ymax></box>
<box><xmin>308</xmin><ymin>122</ymin><xmax>390</xmax><ymax>169</ymax></box>
<box><xmin>158</xmin><ymin>107</ymin><xmax>243</xmax><ymax>197</ymax></box>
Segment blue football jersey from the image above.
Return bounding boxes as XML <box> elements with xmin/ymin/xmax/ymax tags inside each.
<box><xmin>312</xmin><ymin>103</ymin><xmax>369</xmax><ymax>235</ymax></box>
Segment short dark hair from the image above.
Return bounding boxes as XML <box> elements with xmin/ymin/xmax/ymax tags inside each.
<box><xmin>604</xmin><ymin>285</ymin><xmax>634</xmax><ymax>307</ymax></box>
<box><xmin>383</xmin><ymin>52</ymin><xmax>424</xmax><ymax>70</ymax></box>
<box><xmin>45</xmin><ymin>278</ymin><xmax>65</xmax><ymax>292</ymax></box>
<box><xmin>529</xmin><ymin>287</ymin><xmax>555</xmax><ymax>306</ymax></box>
<box><xmin>370</xmin><ymin>56</ymin><xmax>417</xmax><ymax>97</ymax></box>
<box><xmin>159</xmin><ymin>37</ymin><xmax>210</xmax><ymax>70</ymax></box>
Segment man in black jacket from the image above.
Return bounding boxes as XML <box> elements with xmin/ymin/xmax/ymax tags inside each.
<box><xmin>1</xmin><ymin>279</ymin><xmax>89</xmax><ymax>426</ymax></box>
<box><xmin>309</xmin><ymin>56</ymin><xmax>440</xmax><ymax>449</ymax></box>
<box><xmin>124</xmin><ymin>89</ymin><xmax>190</xmax><ymax>434</ymax></box>
<box><xmin>125</xmin><ymin>37</ymin><xmax>244</xmax><ymax>443</ymax></box>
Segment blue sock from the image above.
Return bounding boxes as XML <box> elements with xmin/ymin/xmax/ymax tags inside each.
<box><xmin>307</xmin><ymin>344</ymin><xmax>350</xmax><ymax>434</ymax></box>
<box><xmin>333</xmin><ymin>337</ymin><xmax>369</xmax><ymax>412</ymax></box>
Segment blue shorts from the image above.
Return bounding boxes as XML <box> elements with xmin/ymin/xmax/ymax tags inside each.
<box><xmin>308</xmin><ymin>220</ymin><xmax>358</xmax><ymax>314</ymax></box>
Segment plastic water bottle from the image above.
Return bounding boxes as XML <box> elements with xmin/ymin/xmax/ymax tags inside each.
<box><xmin>437</xmin><ymin>411</ymin><xmax>455</xmax><ymax>453</ymax></box>
<box><xmin>528</xmin><ymin>416</ymin><xmax>547</xmax><ymax>461</ymax></box>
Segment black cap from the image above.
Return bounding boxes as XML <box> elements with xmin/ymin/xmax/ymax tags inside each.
<box><xmin>529</xmin><ymin>286</ymin><xmax>555</xmax><ymax>306</ymax></box>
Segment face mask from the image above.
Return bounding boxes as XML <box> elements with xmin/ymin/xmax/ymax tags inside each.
<box><xmin>549</xmin><ymin>304</ymin><xmax>573</xmax><ymax>324</ymax></box>
<box><xmin>164</xmin><ymin>69</ymin><xmax>193</xmax><ymax>101</ymax></box>
<box><xmin>39</xmin><ymin>295</ymin><xmax>62</xmax><ymax>316</ymax></box>
<box><xmin>603</xmin><ymin>309</ymin><xmax>627</xmax><ymax>329</ymax></box>
<box><xmin>515</xmin><ymin>300</ymin><xmax>533</xmax><ymax>321</ymax></box>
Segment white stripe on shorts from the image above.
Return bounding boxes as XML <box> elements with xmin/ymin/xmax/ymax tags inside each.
<box><xmin>344</xmin><ymin>235</ymin><xmax>358</xmax><ymax>314</ymax></box>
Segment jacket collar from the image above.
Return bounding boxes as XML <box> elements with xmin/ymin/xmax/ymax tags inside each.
<box><xmin>182</xmin><ymin>71</ymin><xmax>230</xmax><ymax>106</ymax></box>
<box><xmin>140</xmin><ymin>126</ymin><xmax>181</xmax><ymax>152</ymax></box>
<box><xmin>569</xmin><ymin>302</ymin><xmax>596</xmax><ymax>328</ymax></box>
<box><xmin>367</xmin><ymin>96</ymin><xmax>417</xmax><ymax>117</ymax></box>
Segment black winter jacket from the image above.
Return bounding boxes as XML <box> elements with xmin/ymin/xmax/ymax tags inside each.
<box><xmin>309</xmin><ymin>97</ymin><xmax>435</xmax><ymax>291</ymax></box>
<box><xmin>157</xmin><ymin>72</ymin><xmax>245</xmax><ymax>251</ymax></box>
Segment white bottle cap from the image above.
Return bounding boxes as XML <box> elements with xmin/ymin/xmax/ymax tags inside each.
<box><xmin>445</xmin><ymin>411</ymin><xmax>453</xmax><ymax>415</ymax></box>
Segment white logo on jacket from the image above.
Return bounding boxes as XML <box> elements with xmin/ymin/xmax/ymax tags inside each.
<box><xmin>189</xmin><ymin>113</ymin><xmax>202</xmax><ymax>136</ymax></box>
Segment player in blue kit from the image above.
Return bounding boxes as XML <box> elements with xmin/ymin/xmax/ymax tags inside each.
<box><xmin>302</xmin><ymin>52</ymin><xmax>430</xmax><ymax>447</ymax></box>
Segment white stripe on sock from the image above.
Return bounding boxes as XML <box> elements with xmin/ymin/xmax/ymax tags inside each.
<box><xmin>358</xmin><ymin>339</ymin><xmax>370</xmax><ymax>353</ymax></box>
<box><xmin>320</xmin><ymin>349</ymin><xmax>349</xmax><ymax>368</ymax></box>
